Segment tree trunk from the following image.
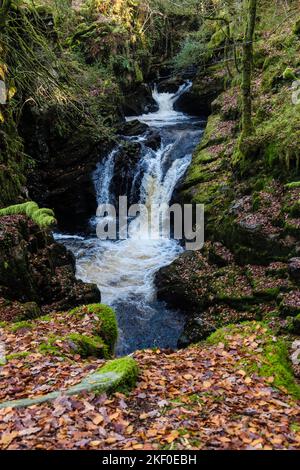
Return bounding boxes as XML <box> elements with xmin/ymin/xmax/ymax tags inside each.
<box><xmin>241</xmin><ymin>0</ymin><xmax>257</xmax><ymax>138</ymax></box>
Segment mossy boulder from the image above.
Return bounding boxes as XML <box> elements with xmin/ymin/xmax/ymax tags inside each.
<box><xmin>210</xmin><ymin>266</ymin><xmax>254</xmax><ymax>307</ymax></box>
<box><xmin>69</xmin><ymin>304</ymin><xmax>118</xmax><ymax>357</ymax></box>
<box><xmin>66</xmin><ymin>333</ymin><xmax>109</xmax><ymax>359</ymax></box>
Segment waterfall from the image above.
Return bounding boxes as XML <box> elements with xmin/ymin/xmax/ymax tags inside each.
<box><xmin>93</xmin><ymin>146</ymin><xmax>120</xmax><ymax>205</ymax></box>
<box><xmin>56</xmin><ymin>81</ymin><xmax>205</xmax><ymax>354</ymax></box>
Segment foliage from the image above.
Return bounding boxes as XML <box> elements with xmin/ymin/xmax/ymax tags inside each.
<box><xmin>0</xmin><ymin>201</ymin><xmax>56</xmax><ymax>228</ymax></box>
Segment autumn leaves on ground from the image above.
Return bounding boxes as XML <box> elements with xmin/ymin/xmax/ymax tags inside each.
<box><xmin>0</xmin><ymin>318</ymin><xmax>300</xmax><ymax>450</ymax></box>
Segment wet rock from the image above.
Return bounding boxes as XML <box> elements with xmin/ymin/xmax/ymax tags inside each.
<box><xmin>122</xmin><ymin>84</ymin><xmax>158</xmax><ymax>116</ymax></box>
<box><xmin>0</xmin><ymin>215</ymin><xmax>100</xmax><ymax>320</ymax></box>
<box><xmin>155</xmin><ymin>251</ymin><xmax>212</xmax><ymax>311</ymax></box>
<box><xmin>118</xmin><ymin>120</ymin><xmax>148</xmax><ymax>137</ymax></box>
<box><xmin>288</xmin><ymin>258</ymin><xmax>300</xmax><ymax>282</ymax></box>
<box><xmin>110</xmin><ymin>142</ymin><xmax>142</xmax><ymax>204</ymax></box>
<box><xmin>144</xmin><ymin>131</ymin><xmax>161</xmax><ymax>151</ymax></box>
<box><xmin>21</xmin><ymin>105</ymin><xmax>112</xmax><ymax>232</ymax></box>
<box><xmin>178</xmin><ymin>317</ymin><xmax>216</xmax><ymax>348</ymax></box>
<box><xmin>174</xmin><ymin>74</ymin><xmax>224</xmax><ymax>116</ymax></box>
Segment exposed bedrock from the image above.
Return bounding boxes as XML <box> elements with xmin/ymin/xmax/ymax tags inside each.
<box><xmin>20</xmin><ymin>105</ymin><xmax>114</xmax><ymax>233</ymax></box>
<box><xmin>174</xmin><ymin>72</ymin><xmax>225</xmax><ymax>116</ymax></box>
<box><xmin>122</xmin><ymin>83</ymin><xmax>158</xmax><ymax>116</ymax></box>
<box><xmin>110</xmin><ymin>142</ymin><xmax>142</xmax><ymax>204</ymax></box>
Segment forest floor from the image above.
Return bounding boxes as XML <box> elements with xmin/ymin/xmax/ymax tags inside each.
<box><xmin>0</xmin><ymin>322</ymin><xmax>299</xmax><ymax>450</ymax></box>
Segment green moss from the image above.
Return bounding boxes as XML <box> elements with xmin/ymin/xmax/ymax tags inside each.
<box><xmin>38</xmin><ymin>314</ymin><xmax>53</xmax><ymax>322</ymax></box>
<box><xmin>0</xmin><ymin>356</ymin><xmax>139</xmax><ymax>409</ymax></box>
<box><xmin>94</xmin><ymin>357</ymin><xmax>139</xmax><ymax>393</ymax></box>
<box><xmin>208</xmin><ymin>28</ymin><xmax>226</xmax><ymax>49</ymax></box>
<box><xmin>285</xmin><ymin>181</ymin><xmax>300</xmax><ymax>189</ymax></box>
<box><xmin>9</xmin><ymin>321</ymin><xmax>33</xmax><ymax>332</ymax></box>
<box><xmin>0</xmin><ymin>202</ymin><xmax>56</xmax><ymax>229</ymax></box>
<box><xmin>6</xmin><ymin>352</ymin><xmax>30</xmax><ymax>361</ymax></box>
<box><xmin>283</xmin><ymin>67</ymin><xmax>297</xmax><ymax>81</ymax></box>
<box><xmin>67</xmin><ymin>333</ymin><xmax>109</xmax><ymax>359</ymax></box>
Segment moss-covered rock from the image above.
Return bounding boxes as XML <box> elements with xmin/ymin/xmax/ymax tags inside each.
<box><xmin>207</xmin><ymin>322</ymin><xmax>300</xmax><ymax>399</ymax></box>
<box><xmin>3</xmin><ymin>303</ymin><xmax>118</xmax><ymax>360</ymax></box>
<box><xmin>69</xmin><ymin>304</ymin><xmax>118</xmax><ymax>357</ymax></box>
<box><xmin>66</xmin><ymin>333</ymin><xmax>109</xmax><ymax>359</ymax></box>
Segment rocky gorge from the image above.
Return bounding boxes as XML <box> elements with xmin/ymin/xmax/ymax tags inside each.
<box><xmin>0</xmin><ymin>0</ymin><xmax>300</xmax><ymax>451</ymax></box>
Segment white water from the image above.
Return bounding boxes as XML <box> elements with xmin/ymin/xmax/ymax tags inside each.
<box><xmin>56</xmin><ymin>82</ymin><xmax>205</xmax><ymax>354</ymax></box>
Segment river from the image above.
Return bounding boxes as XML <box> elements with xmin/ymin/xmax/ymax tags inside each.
<box><xmin>55</xmin><ymin>82</ymin><xmax>205</xmax><ymax>355</ymax></box>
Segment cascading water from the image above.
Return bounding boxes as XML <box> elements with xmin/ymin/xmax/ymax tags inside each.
<box><xmin>56</xmin><ymin>82</ymin><xmax>205</xmax><ymax>355</ymax></box>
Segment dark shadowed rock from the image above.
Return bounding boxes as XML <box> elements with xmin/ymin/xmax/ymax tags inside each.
<box><xmin>178</xmin><ymin>317</ymin><xmax>216</xmax><ymax>348</ymax></box>
<box><xmin>21</xmin><ymin>105</ymin><xmax>113</xmax><ymax>233</ymax></box>
<box><xmin>0</xmin><ymin>215</ymin><xmax>100</xmax><ymax>321</ymax></box>
<box><xmin>288</xmin><ymin>258</ymin><xmax>300</xmax><ymax>282</ymax></box>
<box><xmin>122</xmin><ymin>84</ymin><xmax>158</xmax><ymax>116</ymax></box>
<box><xmin>157</xmin><ymin>77</ymin><xmax>186</xmax><ymax>93</ymax></box>
<box><xmin>110</xmin><ymin>142</ymin><xmax>142</xmax><ymax>204</ymax></box>
<box><xmin>118</xmin><ymin>120</ymin><xmax>149</xmax><ymax>137</ymax></box>
<box><xmin>174</xmin><ymin>74</ymin><xmax>225</xmax><ymax>116</ymax></box>
<box><xmin>144</xmin><ymin>131</ymin><xmax>161</xmax><ymax>150</ymax></box>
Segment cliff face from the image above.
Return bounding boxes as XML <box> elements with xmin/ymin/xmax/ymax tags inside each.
<box><xmin>0</xmin><ymin>215</ymin><xmax>100</xmax><ymax>321</ymax></box>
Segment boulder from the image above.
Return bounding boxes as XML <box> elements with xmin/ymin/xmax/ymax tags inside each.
<box><xmin>110</xmin><ymin>142</ymin><xmax>142</xmax><ymax>204</ymax></box>
<box><xmin>118</xmin><ymin>120</ymin><xmax>148</xmax><ymax>137</ymax></box>
<box><xmin>122</xmin><ymin>84</ymin><xmax>158</xmax><ymax>116</ymax></box>
<box><xmin>0</xmin><ymin>215</ymin><xmax>100</xmax><ymax>320</ymax></box>
<box><xmin>178</xmin><ymin>317</ymin><xmax>216</xmax><ymax>348</ymax></box>
<box><xmin>288</xmin><ymin>258</ymin><xmax>300</xmax><ymax>282</ymax></box>
<box><xmin>174</xmin><ymin>73</ymin><xmax>225</xmax><ymax>116</ymax></box>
